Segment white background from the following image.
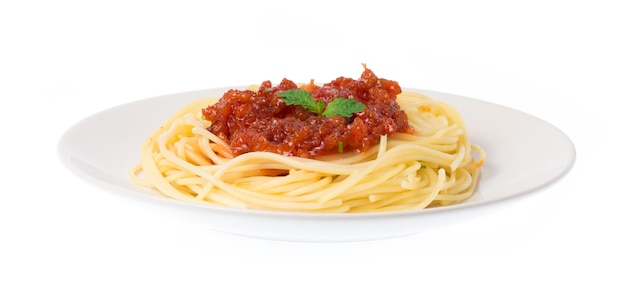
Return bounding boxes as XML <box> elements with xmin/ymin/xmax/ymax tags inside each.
<box><xmin>2</xmin><ymin>0</ymin><xmax>624</xmax><ymax>289</ymax></box>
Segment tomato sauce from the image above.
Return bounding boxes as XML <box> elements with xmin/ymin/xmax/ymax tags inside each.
<box><xmin>202</xmin><ymin>66</ymin><xmax>414</xmax><ymax>158</ymax></box>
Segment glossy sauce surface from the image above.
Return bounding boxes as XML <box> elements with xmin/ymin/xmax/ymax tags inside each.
<box><xmin>202</xmin><ymin>67</ymin><xmax>414</xmax><ymax>158</ymax></box>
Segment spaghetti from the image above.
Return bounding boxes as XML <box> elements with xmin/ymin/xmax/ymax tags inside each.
<box><xmin>130</xmin><ymin>71</ymin><xmax>485</xmax><ymax>213</ymax></box>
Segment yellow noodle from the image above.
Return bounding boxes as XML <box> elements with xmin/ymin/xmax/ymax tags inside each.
<box><xmin>129</xmin><ymin>90</ymin><xmax>485</xmax><ymax>213</ymax></box>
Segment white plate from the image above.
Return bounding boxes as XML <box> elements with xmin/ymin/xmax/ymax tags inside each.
<box><xmin>57</xmin><ymin>87</ymin><xmax>576</xmax><ymax>242</ymax></box>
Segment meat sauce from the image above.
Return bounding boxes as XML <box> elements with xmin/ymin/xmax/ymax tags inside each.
<box><xmin>202</xmin><ymin>66</ymin><xmax>414</xmax><ymax>158</ymax></box>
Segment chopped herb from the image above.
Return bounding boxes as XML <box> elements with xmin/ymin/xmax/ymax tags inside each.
<box><xmin>278</xmin><ymin>89</ymin><xmax>365</xmax><ymax>118</ymax></box>
<box><xmin>338</xmin><ymin>141</ymin><xmax>344</xmax><ymax>153</ymax></box>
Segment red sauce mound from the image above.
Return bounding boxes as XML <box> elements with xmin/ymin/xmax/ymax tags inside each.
<box><xmin>202</xmin><ymin>66</ymin><xmax>414</xmax><ymax>158</ymax></box>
